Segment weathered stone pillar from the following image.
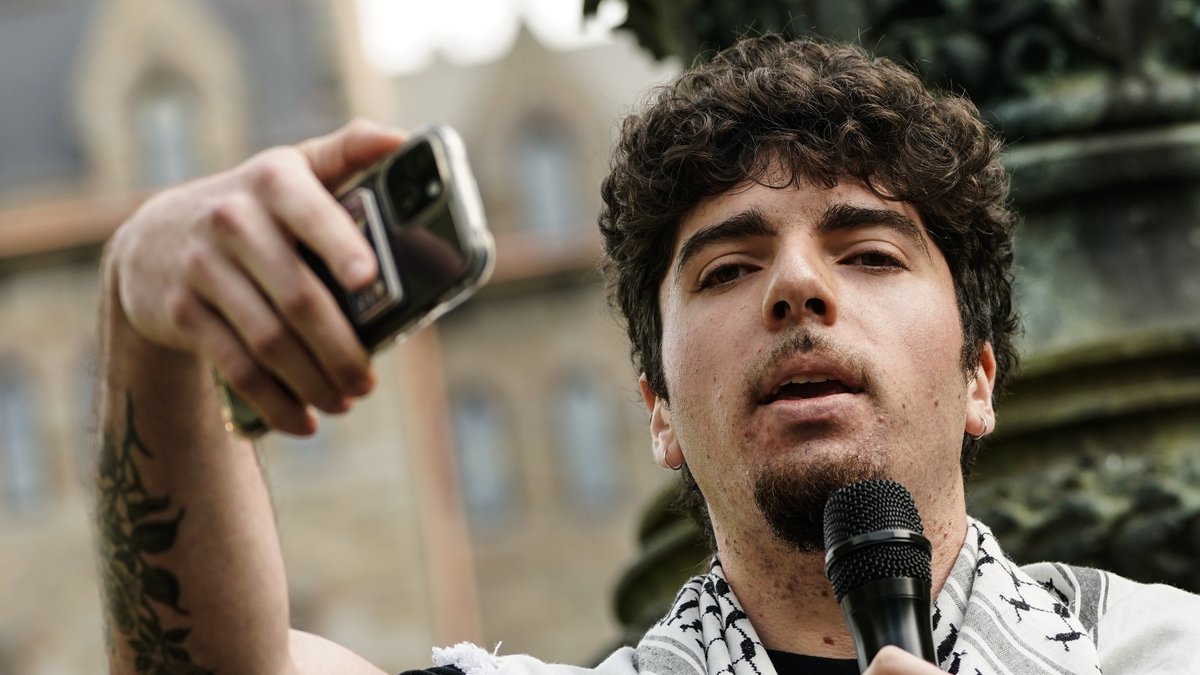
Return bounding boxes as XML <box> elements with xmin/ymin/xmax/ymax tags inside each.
<box><xmin>606</xmin><ymin>0</ymin><xmax>1200</xmax><ymax>651</ymax></box>
<box><xmin>967</xmin><ymin>108</ymin><xmax>1200</xmax><ymax>594</ymax></box>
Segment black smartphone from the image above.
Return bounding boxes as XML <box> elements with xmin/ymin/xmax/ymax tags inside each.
<box><xmin>218</xmin><ymin>123</ymin><xmax>495</xmax><ymax>437</ymax></box>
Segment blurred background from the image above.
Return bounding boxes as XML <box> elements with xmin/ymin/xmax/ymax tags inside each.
<box><xmin>3</xmin><ymin>1</ymin><xmax>1200</xmax><ymax>673</ymax></box>
<box><xmin>0</xmin><ymin>0</ymin><xmax>677</xmax><ymax>672</ymax></box>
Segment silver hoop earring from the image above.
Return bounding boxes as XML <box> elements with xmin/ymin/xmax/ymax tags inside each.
<box><xmin>665</xmin><ymin>452</ymin><xmax>684</xmax><ymax>471</ymax></box>
<box><xmin>969</xmin><ymin>414</ymin><xmax>987</xmax><ymax>441</ymax></box>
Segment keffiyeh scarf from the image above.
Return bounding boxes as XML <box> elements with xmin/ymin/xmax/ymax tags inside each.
<box><xmin>634</xmin><ymin>519</ymin><xmax>1104</xmax><ymax>674</ymax></box>
<box><xmin>434</xmin><ymin>518</ymin><xmax>1198</xmax><ymax>675</ymax></box>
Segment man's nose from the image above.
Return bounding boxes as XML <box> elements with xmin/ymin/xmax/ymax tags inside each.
<box><xmin>761</xmin><ymin>245</ymin><xmax>838</xmax><ymax>328</ymax></box>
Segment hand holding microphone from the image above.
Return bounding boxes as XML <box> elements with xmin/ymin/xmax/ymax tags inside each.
<box><xmin>823</xmin><ymin>479</ymin><xmax>937</xmax><ymax>673</ymax></box>
<box><xmin>861</xmin><ymin>646</ymin><xmax>944</xmax><ymax>674</ymax></box>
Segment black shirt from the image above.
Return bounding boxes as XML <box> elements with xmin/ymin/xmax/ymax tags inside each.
<box><xmin>767</xmin><ymin>649</ymin><xmax>859</xmax><ymax>674</ymax></box>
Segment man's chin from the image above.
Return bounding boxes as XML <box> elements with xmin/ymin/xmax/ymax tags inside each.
<box><xmin>752</xmin><ymin>457</ymin><xmax>886</xmax><ymax>553</ymax></box>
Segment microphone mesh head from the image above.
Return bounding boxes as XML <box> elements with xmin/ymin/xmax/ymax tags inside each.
<box><xmin>823</xmin><ymin>479</ymin><xmax>931</xmax><ymax>602</ymax></box>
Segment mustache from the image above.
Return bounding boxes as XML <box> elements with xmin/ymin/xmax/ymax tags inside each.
<box><xmin>743</xmin><ymin>330</ymin><xmax>875</xmax><ymax>403</ymax></box>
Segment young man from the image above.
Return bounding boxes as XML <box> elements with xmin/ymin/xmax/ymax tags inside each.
<box><xmin>95</xmin><ymin>34</ymin><xmax>1199</xmax><ymax>675</ymax></box>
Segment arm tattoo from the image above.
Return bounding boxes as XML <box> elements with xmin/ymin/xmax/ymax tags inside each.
<box><xmin>98</xmin><ymin>393</ymin><xmax>214</xmax><ymax>675</ymax></box>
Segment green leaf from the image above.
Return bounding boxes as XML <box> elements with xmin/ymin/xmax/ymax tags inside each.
<box><xmin>138</xmin><ymin>624</ymin><xmax>158</xmax><ymax>641</ymax></box>
<box><xmin>141</xmin><ymin>566</ymin><xmax>182</xmax><ymax>610</ymax></box>
<box><xmin>99</xmin><ymin>437</ymin><xmax>120</xmax><ymax>479</ymax></box>
<box><xmin>131</xmin><ymin>509</ymin><xmax>185</xmax><ymax>554</ymax></box>
<box><xmin>100</xmin><ymin>508</ymin><xmax>121</xmax><ymax>535</ymax></box>
<box><xmin>115</xmin><ymin>550</ymin><xmax>138</xmax><ymax>573</ymax></box>
<box><xmin>111</xmin><ymin>595</ymin><xmax>135</xmax><ymax>634</ymax></box>
<box><xmin>128</xmin><ymin>496</ymin><xmax>172</xmax><ymax>523</ymax></box>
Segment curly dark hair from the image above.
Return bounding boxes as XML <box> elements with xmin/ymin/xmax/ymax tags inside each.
<box><xmin>598</xmin><ymin>34</ymin><xmax>1019</xmax><ymax>537</ymax></box>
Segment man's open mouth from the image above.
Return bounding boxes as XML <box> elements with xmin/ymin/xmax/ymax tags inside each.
<box><xmin>761</xmin><ymin>376</ymin><xmax>862</xmax><ymax>403</ymax></box>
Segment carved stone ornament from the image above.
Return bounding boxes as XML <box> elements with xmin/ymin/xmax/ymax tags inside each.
<box><xmin>587</xmin><ymin>0</ymin><xmax>1200</xmax><ymax>138</ymax></box>
<box><xmin>968</xmin><ymin>449</ymin><xmax>1200</xmax><ymax>593</ymax></box>
<box><xmin>866</xmin><ymin>0</ymin><xmax>1200</xmax><ymax>138</ymax></box>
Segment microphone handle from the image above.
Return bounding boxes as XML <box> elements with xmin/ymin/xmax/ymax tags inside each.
<box><xmin>838</xmin><ymin>577</ymin><xmax>935</xmax><ymax>672</ymax></box>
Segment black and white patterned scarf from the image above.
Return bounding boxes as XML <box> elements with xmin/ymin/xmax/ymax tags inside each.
<box><xmin>433</xmin><ymin>519</ymin><xmax>1200</xmax><ymax>675</ymax></box>
<box><xmin>634</xmin><ymin>519</ymin><xmax>1104</xmax><ymax>675</ymax></box>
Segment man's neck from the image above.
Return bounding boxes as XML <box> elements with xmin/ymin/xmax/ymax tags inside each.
<box><xmin>715</xmin><ymin>509</ymin><xmax>969</xmax><ymax>659</ymax></box>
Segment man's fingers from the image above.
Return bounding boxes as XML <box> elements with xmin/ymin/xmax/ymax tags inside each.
<box><xmin>862</xmin><ymin>646</ymin><xmax>943</xmax><ymax>674</ymax></box>
<box><xmin>298</xmin><ymin>118</ymin><xmax>406</xmax><ymax>190</ymax></box>
<box><xmin>235</xmin><ymin>147</ymin><xmax>376</xmax><ymax>291</ymax></box>
<box><xmin>205</xmin><ymin>193</ymin><xmax>373</xmax><ymax>398</ymax></box>
<box><xmin>169</xmin><ymin>289</ymin><xmax>318</xmax><ymax>436</ymax></box>
<box><xmin>268</xmin><ymin>118</ymin><xmax>404</xmax><ymax>291</ymax></box>
<box><xmin>184</xmin><ymin>240</ymin><xmax>351</xmax><ymax>415</ymax></box>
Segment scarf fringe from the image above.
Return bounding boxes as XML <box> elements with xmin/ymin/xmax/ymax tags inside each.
<box><xmin>434</xmin><ymin>642</ymin><xmax>507</xmax><ymax>675</ymax></box>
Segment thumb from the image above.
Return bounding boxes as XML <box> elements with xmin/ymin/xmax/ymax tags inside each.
<box><xmin>298</xmin><ymin>118</ymin><xmax>407</xmax><ymax>189</ymax></box>
<box><xmin>863</xmin><ymin>646</ymin><xmax>943</xmax><ymax>674</ymax></box>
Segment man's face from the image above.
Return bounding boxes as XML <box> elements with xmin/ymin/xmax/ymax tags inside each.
<box><xmin>641</xmin><ymin>176</ymin><xmax>995</xmax><ymax>552</ymax></box>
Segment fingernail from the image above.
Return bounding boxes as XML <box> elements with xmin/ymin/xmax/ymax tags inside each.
<box><xmin>304</xmin><ymin>406</ymin><xmax>320</xmax><ymax>434</ymax></box>
<box><xmin>350</xmin><ymin>376</ymin><xmax>372</xmax><ymax>397</ymax></box>
<box><xmin>353</xmin><ymin>368</ymin><xmax>376</xmax><ymax>397</ymax></box>
<box><xmin>345</xmin><ymin>257</ymin><xmax>375</xmax><ymax>288</ymax></box>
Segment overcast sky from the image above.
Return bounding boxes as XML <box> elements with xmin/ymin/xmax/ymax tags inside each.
<box><xmin>355</xmin><ymin>0</ymin><xmax>627</xmax><ymax>74</ymax></box>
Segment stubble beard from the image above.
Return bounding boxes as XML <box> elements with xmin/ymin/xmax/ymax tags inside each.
<box><xmin>745</xmin><ymin>330</ymin><xmax>887</xmax><ymax>553</ymax></box>
<box><xmin>752</xmin><ymin>450</ymin><xmax>887</xmax><ymax>553</ymax></box>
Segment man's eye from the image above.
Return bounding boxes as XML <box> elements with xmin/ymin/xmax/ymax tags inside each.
<box><xmin>848</xmin><ymin>250</ymin><xmax>907</xmax><ymax>270</ymax></box>
<box><xmin>697</xmin><ymin>263</ymin><xmax>749</xmax><ymax>289</ymax></box>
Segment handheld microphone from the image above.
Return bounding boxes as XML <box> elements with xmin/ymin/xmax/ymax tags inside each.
<box><xmin>823</xmin><ymin>479</ymin><xmax>936</xmax><ymax>672</ymax></box>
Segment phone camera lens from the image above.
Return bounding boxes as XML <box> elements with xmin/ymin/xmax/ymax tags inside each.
<box><xmin>398</xmin><ymin>188</ymin><xmax>420</xmax><ymax>215</ymax></box>
<box><xmin>386</xmin><ymin>140</ymin><xmax>441</xmax><ymax>220</ymax></box>
<box><xmin>404</xmin><ymin>143</ymin><xmax>435</xmax><ymax>178</ymax></box>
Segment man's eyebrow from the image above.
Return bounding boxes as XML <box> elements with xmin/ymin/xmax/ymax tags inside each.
<box><xmin>818</xmin><ymin>203</ymin><xmax>931</xmax><ymax>259</ymax></box>
<box><xmin>674</xmin><ymin>208</ymin><xmax>776</xmax><ymax>277</ymax></box>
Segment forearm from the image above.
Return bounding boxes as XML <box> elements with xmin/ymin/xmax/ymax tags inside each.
<box><xmin>92</xmin><ymin>119</ymin><xmax>404</xmax><ymax>674</ymax></box>
<box><xmin>96</xmin><ymin>257</ymin><xmax>293</xmax><ymax>675</ymax></box>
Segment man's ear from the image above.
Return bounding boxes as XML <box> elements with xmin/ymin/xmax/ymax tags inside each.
<box><xmin>964</xmin><ymin>342</ymin><xmax>998</xmax><ymax>439</ymax></box>
<box><xmin>639</xmin><ymin>374</ymin><xmax>684</xmax><ymax>470</ymax></box>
